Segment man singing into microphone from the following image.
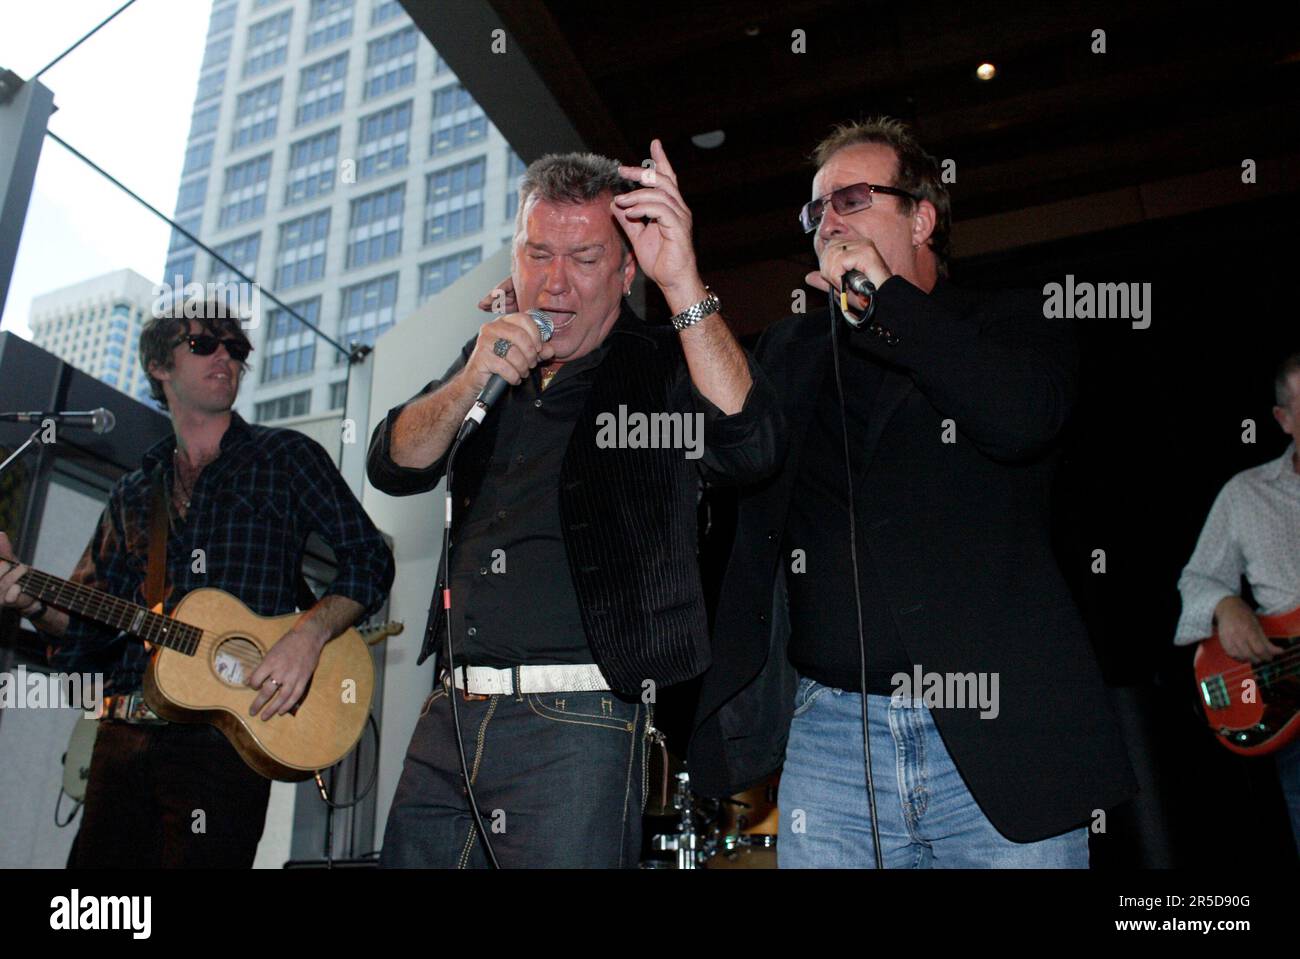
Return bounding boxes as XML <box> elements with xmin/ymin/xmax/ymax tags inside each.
<box><xmin>690</xmin><ymin>117</ymin><xmax>1136</xmax><ymax>867</ymax></box>
<box><xmin>367</xmin><ymin>144</ymin><xmax>782</xmax><ymax>868</ymax></box>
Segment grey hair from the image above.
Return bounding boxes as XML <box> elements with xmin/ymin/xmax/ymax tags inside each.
<box><xmin>1275</xmin><ymin>350</ymin><xmax>1300</xmax><ymax>406</ymax></box>
<box><xmin>514</xmin><ymin>152</ymin><xmax>637</xmax><ymax>249</ymax></box>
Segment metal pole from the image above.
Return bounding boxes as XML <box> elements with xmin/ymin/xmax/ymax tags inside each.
<box><xmin>0</xmin><ymin>71</ymin><xmax>55</xmax><ymax>320</ymax></box>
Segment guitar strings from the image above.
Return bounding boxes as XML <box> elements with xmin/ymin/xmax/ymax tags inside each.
<box><xmin>1207</xmin><ymin>644</ymin><xmax>1300</xmax><ymax>686</ymax></box>
<box><xmin>23</xmin><ymin>569</ymin><xmax>387</xmax><ymax>694</ymax></box>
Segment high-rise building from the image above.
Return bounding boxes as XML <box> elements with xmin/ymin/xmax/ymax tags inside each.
<box><xmin>163</xmin><ymin>0</ymin><xmax>521</xmax><ymax>427</ymax></box>
<box><xmin>27</xmin><ymin>268</ymin><xmax>158</xmax><ymax>405</ymax></box>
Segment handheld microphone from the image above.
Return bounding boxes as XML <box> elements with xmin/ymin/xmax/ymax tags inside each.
<box><xmin>843</xmin><ymin>271</ymin><xmax>877</xmax><ymax>298</ymax></box>
<box><xmin>839</xmin><ymin>271</ymin><xmax>878</xmax><ymax>327</ymax></box>
<box><xmin>457</xmin><ymin>309</ymin><xmax>554</xmax><ymax>440</ymax></box>
<box><xmin>0</xmin><ymin>408</ymin><xmax>116</xmax><ymax>434</ymax></box>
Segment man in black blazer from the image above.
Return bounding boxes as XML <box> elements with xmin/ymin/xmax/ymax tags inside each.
<box><xmin>689</xmin><ymin>117</ymin><xmax>1136</xmax><ymax>867</ymax></box>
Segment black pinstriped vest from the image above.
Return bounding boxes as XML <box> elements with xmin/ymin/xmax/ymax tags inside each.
<box><xmin>418</xmin><ymin>308</ymin><xmax>710</xmax><ymax>695</ymax></box>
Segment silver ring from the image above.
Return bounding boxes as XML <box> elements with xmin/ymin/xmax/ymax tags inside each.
<box><xmin>493</xmin><ymin>337</ymin><xmax>511</xmax><ymax>358</ymax></box>
<box><xmin>268</xmin><ymin>679</ymin><xmax>281</xmax><ymax>687</ymax></box>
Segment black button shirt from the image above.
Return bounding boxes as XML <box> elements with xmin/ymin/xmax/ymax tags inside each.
<box><xmin>783</xmin><ymin>337</ymin><xmax>912</xmax><ymax>694</ymax></box>
<box><xmin>445</xmin><ymin>343</ymin><xmax>611</xmax><ymax>666</ymax></box>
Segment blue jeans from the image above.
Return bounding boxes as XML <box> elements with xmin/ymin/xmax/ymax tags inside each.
<box><xmin>380</xmin><ymin>671</ymin><xmax>651</xmax><ymax>868</ymax></box>
<box><xmin>778</xmin><ymin>676</ymin><xmax>1089</xmax><ymax>868</ymax></box>
<box><xmin>1275</xmin><ymin>738</ymin><xmax>1300</xmax><ymax>858</ymax></box>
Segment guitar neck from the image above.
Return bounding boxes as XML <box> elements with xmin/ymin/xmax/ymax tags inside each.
<box><xmin>18</xmin><ymin>568</ymin><xmax>200</xmax><ymax>655</ymax></box>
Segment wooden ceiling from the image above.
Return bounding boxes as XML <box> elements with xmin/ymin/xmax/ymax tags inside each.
<box><xmin>404</xmin><ymin>1</ymin><xmax>1300</xmax><ymax>327</ymax></box>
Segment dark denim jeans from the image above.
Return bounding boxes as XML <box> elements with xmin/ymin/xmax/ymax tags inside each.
<box><xmin>381</xmin><ymin>672</ymin><xmax>652</xmax><ymax>868</ymax></box>
<box><xmin>70</xmin><ymin>721</ymin><xmax>271</xmax><ymax>868</ymax></box>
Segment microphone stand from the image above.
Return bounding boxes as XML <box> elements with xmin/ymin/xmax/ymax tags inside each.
<box><xmin>0</xmin><ymin>427</ymin><xmax>45</xmax><ymax>480</ymax></box>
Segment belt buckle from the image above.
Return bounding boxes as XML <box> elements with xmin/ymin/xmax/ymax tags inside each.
<box><xmin>448</xmin><ymin>667</ymin><xmax>491</xmax><ymax>701</ymax></box>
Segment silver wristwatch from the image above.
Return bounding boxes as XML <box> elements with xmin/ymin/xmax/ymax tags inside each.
<box><xmin>670</xmin><ymin>288</ymin><xmax>721</xmax><ymax>331</ymax></box>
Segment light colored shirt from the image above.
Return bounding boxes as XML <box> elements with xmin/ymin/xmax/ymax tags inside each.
<box><xmin>1175</xmin><ymin>442</ymin><xmax>1300</xmax><ymax>644</ymax></box>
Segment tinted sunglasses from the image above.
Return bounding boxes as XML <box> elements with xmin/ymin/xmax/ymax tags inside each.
<box><xmin>799</xmin><ymin>182</ymin><xmax>921</xmax><ymax>233</ymax></box>
<box><xmin>177</xmin><ymin>333</ymin><xmax>252</xmax><ymax>363</ymax></box>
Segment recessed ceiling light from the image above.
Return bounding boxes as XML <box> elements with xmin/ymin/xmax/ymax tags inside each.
<box><xmin>975</xmin><ymin>62</ymin><xmax>996</xmax><ymax>81</ymax></box>
<box><xmin>690</xmin><ymin>130</ymin><xmax>726</xmax><ymax>149</ymax></box>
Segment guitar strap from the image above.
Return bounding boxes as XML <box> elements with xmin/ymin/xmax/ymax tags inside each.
<box><xmin>144</xmin><ymin>469</ymin><xmax>169</xmax><ymax>611</ymax></box>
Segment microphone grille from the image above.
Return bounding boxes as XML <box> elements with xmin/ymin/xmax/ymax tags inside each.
<box><xmin>527</xmin><ymin>308</ymin><xmax>554</xmax><ymax>342</ymax></box>
<box><xmin>93</xmin><ymin>408</ymin><xmax>116</xmax><ymax>434</ymax></box>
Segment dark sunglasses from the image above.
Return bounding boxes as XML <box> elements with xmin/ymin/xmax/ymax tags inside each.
<box><xmin>799</xmin><ymin>182</ymin><xmax>921</xmax><ymax>233</ymax></box>
<box><xmin>176</xmin><ymin>333</ymin><xmax>252</xmax><ymax>363</ymax></box>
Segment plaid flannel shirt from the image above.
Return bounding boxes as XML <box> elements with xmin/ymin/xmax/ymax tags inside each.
<box><xmin>47</xmin><ymin>412</ymin><xmax>394</xmax><ymax>695</ymax></box>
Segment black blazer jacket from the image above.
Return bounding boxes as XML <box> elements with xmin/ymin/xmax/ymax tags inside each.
<box><xmin>688</xmin><ymin>276</ymin><xmax>1137</xmax><ymax>843</ymax></box>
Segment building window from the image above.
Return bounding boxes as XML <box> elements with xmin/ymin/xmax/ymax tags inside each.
<box><xmin>363</xmin><ymin>25</ymin><xmax>417</xmax><ymax>99</ymax></box>
<box><xmin>296</xmin><ymin>51</ymin><xmax>348</xmax><ymax>126</ymax></box>
<box><xmin>504</xmin><ymin>148</ymin><xmax>526</xmax><ymax>222</ymax></box>
<box><xmin>339</xmin><ymin>273</ymin><xmax>398</xmax><ymax>354</ymax></box>
<box><xmin>218</xmin><ymin>154</ymin><xmax>272</xmax><ymax>228</ymax></box>
<box><xmin>329</xmin><ymin>380</ymin><xmax>348</xmax><ymax>409</ymax></box>
<box><xmin>423</xmin><ymin>156</ymin><xmax>485</xmax><ymax>245</ymax></box>
<box><xmin>243</xmin><ymin>10</ymin><xmax>292</xmax><ymax>78</ymax></box>
<box><xmin>261</xmin><ymin>299</ymin><xmax>319</xmax><ymax>382</ymax></box>
<box><xmin>164</xmin><ymin>253</ymin><xmax>196</xmax><ymax>286</ymax></box>
<box><xmin>346</xmin><ymin>184</ymin><xmax>404</xmax><ymax>268</ymax></box>
<box><xmin>430</xmin><ymin>83</ymin><xmax>487</xmax><ymax>157</ymax></box>
<box><xmin>275</xmin><ymin>210</ymin><xmax>330</xmax><ymax>289</ymax></box>
<box><xmin>182</xmin><ymin>138</ymin><xmax>215</xmax><ymax>176</ymax></box>
<box><xmin>285</xmin><ymin>128</ymin><xmax>339</xmax><ymax>205</ymax></box>
<box><xmin>371</xmin><ymin>0</ymin><xmax>403</xmax><ymax>27</ymax></box>
<box><xmin>196</xmin><ymin>67</ymin><xmax>225</xmax><ymax>103</ymax></box>
<box><xmin>418</xmin><ymin>247</ymin><xmax>482</xmax><ymax>302</ymax></box>
<box><xmin>306</xmin><ymin>0</ymin><xmax>354</xmax><ymax>52</ymax></box>
<box><xmin>356</xmin><ymin>100</ymin><xmax>411</xmax><ymax>179</ymax></box>
<box><xmin>203</xmin><ymin>35</ymin><xmax>231</xmax><ymax>69</ymax></box>
<box><xmin>209</xmin><ymin>3</ymin><xmax>236</xmax><ymax>35</ymax></box>
<box><xmin>190</xmin><ymin>104</ymin><xmax>220</xmax><ymax>138</ymax></box>
<box><xmin>232</xmin><ymin>78</ymin><xmax>282</xmax><ymax>150</ymax></box>
<box><xmin>175</xmin><ymin>176</ymin><xmax>208</xmax><ymax>215</ymax></box>
<box><xmin>210</xmin><ymin>232</ymin><xmax>261</xmax><ymax>286</ymax></box>
<box><xmin>168</xmin><ymin>214</ymin><xmax>202</xmax><ymax>253</ymax></box>
<box><xmin>255</xmin><ymin>390</ymin><xmax>311</xmax><ymax>423</ymax></box>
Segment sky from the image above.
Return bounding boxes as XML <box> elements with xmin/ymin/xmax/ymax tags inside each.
<box><xmin>0</xmin><ymin>0</ymin><xmax>210</xmax><ymax>339</ymax></box>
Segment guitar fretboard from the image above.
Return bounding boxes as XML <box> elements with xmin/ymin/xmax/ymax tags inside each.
<box><xmin>18</xmin><ymin>569</ymin><xmax>200</xmax><ymax>656</ymax></box>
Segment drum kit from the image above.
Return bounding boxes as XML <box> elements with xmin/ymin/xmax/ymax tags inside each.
<box><xmin>640</xmin><ymin>754</ymin><xmax>780</xmax><ymax>869</ymax></box>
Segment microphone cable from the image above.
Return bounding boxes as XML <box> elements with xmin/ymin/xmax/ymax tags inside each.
<box><xmin>430</xmin><ymin>310</ymin><xmax>551</xmax><ymax>869</ymax></box>
<box><xmin>440</xmin><ymin>433</ymin><xmax>501</xmax><ymax>868</ymax></box>
<box><xmin>827</xmin><ymin>286</ymin><xmax>885</xmax><ymax>870</ymax></box>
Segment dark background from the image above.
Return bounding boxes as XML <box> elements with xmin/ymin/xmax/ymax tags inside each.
<box><xmin>411</xmin><ymin>0</ymin><xmax>1300</xmax><ymax>868</ymax></box>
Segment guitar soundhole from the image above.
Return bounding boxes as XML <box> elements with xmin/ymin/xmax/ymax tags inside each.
<box><xmin>212</xmin><ymin>636</ymin><xmax>263</xmax><ymax>688</ymax></box>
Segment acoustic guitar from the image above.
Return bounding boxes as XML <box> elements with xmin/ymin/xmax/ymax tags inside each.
<box><xmin>1194</xmin><ymin>605</ymin><xmax>1300</xmax><ymax>756</ymax></box>
<box><xmin>20</xmin><ymin>566</ymin><xmax>380</xmax><ymax>781</ymax></box>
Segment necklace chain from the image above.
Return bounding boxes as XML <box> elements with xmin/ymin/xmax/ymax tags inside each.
<box><xmin>172</xmin><ymin>449</ymin><xmax>195</xmax><ymax>509</ymax></box>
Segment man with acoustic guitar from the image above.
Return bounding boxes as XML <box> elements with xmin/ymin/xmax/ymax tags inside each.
<box><xmin>1175</xmin><ymin>350</ymin><xmax>1300</xmax><ymax>855</ymax></box>
<box><xmin>0</xmin><ymin>297</ymin><xmax>394</xmax><ymax>868</ymax></box>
